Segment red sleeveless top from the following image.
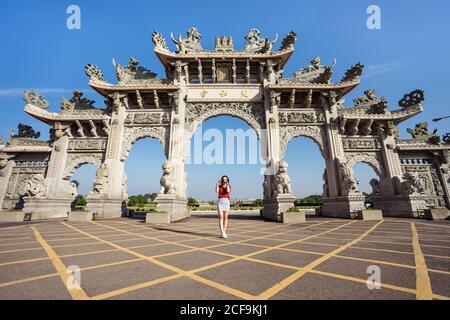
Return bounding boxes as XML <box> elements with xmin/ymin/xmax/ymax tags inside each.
<box><xmin>218</xmin><ymin>185</ymin><xmax>231</xmax><ymax>199</ymax></box>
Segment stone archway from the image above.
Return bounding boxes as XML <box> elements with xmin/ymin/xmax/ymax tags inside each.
<box><xmin>346</xmin><ymin>153</ymin><xmax>384</xmax><ymax>178</ymax></box>
<box><xmin>183</xmin><ymin>102</ymin><xmax>265</xmax><ymax>161</ymax></box>
<box><xmin>120</xmin><ymin>126</ymin><xmax>169</xmax><ymax>161</ymax></box>
<box><xmin>63</xmin><ymin>153</ymin><xmax>104</xmax><ymax>180</ymax></box>
<box><xmin>279</xmin><ymin>125</ymin><xmax>327</xmax><ymax>159</ymax></box>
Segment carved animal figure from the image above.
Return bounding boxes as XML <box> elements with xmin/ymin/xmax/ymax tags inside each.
<box><xmin>171</xmin><ymin>27</ymin><xmax>203</xmax><ymax>54</ymax></box>
<box><xmin>244</xmin><ymin>29</ymin><xmax>278</xmax><ymax>54</ymax></box>
<box><xmin>274</xmin><ymin>160</ymin><xmax>292</xmax><ymax>196</ymax></box>
<box><xmin>69</xmin><ymin>180</ymin><xmax>79</xmax><ymax>198</ymax></box>
<box><xmin>22</xmin><ymin>175</ymin><xmax>46</xmax><ymax>198</ymax></box>
<box><xmin>159</xmin><ymin>160</ymin><xmax>176</xmax><ymax>195</ymax></box>
<box><xmin>370</xmin><ymin>178</ymin><xmax>381</xmax><ymax>196</ymax></box>
<box><xmin>12</xmin><ymin>124</ymin><xmax>40</xmax><ymax>139</ymax></box>
<box><xmin>402</xmin><ymin>172</ymin><xmax>426</xmax><ymax>195</ymax></box>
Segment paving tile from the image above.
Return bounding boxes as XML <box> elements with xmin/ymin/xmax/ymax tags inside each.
<box><xmin>251</xmin><ymin>249</ymin><xmax>321</xmax><ymax>268</ymax></box>
<box><xmin>0</xmin><ymin>260</ymin><xmax>56</xmax><ymax>284</ymax></box>
<box><xmin>110</xmin><ymin>276</ymin><xmax>240</xmax><ymax>300</ymax></box>
<box><xmin>80</xmin><ymin>260</ymin><xmax>175</xmax><ymax>297</ymax></box>
<box><xmin>337</xmin><ymin>247</ymin><xmax>415</xmax><ymax>266</ymax></box>
<box><xmin>0</xmin><ymin>275</ymin><xmax>70</xmax><ymax>300</ymax></box>
<box><xmin>156</xmin><ymin>251</ymin><xmax>232</xmax><ymax>271</ymax></box>
<box><xmin>197</xmin><ymin>260</ymin><xmax>295</xmax><ymax>296</ymax></box>
<box><xmin>132</xmin><ymin>243</ymin><xmax>190</xmax><ymax>257</ymax></box>
<box><xmin>271</xmin><ymin>273</ymin><xmax>415</xmax><ymax>300</ymax></box>
<box><xmin>315</xmin><ymin>256</ymin><xmax>416</xmax><ymax>289</ymax></box>
<box><xmin>61</xmin><ymin>251</ymin><xmax>137</xmax><ymax>268</ymax></box>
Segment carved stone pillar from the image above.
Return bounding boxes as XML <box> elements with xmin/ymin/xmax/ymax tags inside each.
<box><xmin>86</xmin><ymin>93</ymin><xmax>127</xmax><ymax>219</ymax></box>
<box><xmin>261</xmin><ymin>85</ymin><xmax>296</xmax><ymax>222</ymax></box>
<box><xmin>150</xmin><ymin>87</ymin><xmax>189</xmax><ymax>224</ymax></box>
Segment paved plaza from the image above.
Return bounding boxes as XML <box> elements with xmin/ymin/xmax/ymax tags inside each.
<box><xmin>0</xmin><ymin>213</ymin><xmax>449</xmax><ymax>300</ymax></box>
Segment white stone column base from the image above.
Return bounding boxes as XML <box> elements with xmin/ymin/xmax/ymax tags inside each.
<box><xmin>424</xmin><ymin>208</ymin><xmax>450</xmax><ymax>221</ymax></box>
<box><xmin>322</xmin><ymin>194</ymin><xmax>366</xmax><ymax>219</ymax></box>
<box><xmin>22</xmin><ymin>197</ymin><xmax>72</xmax><ymax>220</ymax></box>
<box><xmin>154</xmin><ymin>194</ymin><xmax>189</xmax><ymax>223</ymax></box>
<box><xmin>68</xmin><ymin>211</ymin><xmax>94</xmax><ymax>222</ymax></box>
<box><xmin>375</xmin><ymin>195</ymin><xmax>428</xmax><ymax>218</ymax></box>
<box><xmin>282</xmin><ymin>210</ymin><xmax>306</xmax><ymax>224</ymax></box>
<box><xmin>86</xmin><ymin>198</ymin><xmax>127</xmax><ymax>219</ymax></box>
<box><xmin>0</xmin><ymin>211</ymin><xmax>25</xmax><ymax>223</ymax></box>
<box><xmin>262</xmin><ymin>194</ymin><xmax>296</xmax><ymax>222</ymax></box>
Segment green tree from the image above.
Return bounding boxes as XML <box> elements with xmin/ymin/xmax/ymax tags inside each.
<box><xmin>75</xmin><ymin>195</ymin><xmax>87</xmax><ymax>207</ymax></box>
<box><xmin>254</xmin><ymin>199</ymin><xmax>263</xmax><ymax>207</ymax></box>
<box><xmin>188</xmin><ymin>197</ymin><xmax>198</xmax><ymax>207</ymax></box>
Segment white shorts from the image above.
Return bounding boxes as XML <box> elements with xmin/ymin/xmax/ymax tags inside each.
<box><xmin>217</xmin><ymin>198</ymin><xmax>230</xmax><ymax>212</ymax></box>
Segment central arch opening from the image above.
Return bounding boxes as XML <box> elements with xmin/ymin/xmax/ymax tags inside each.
<box><xmin>185</xmin><ymin>115</ymin><xmax>265</xmax><ymax>221</ymax></box>
<box><xmin>284</xmin><ymin>136</ymin><xmax>326</xmax><ymax>213</ymax></box>
<box><xmin>124</xmin><ymin>136</ymin><xmax>166</xmax><ymax>216</ymax></box>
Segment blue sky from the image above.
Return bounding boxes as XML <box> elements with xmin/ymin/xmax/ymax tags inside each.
<box><xmin>1</xmin><ymin>0</ymin><xmax>449</xmax><ymax>200</ymax></box>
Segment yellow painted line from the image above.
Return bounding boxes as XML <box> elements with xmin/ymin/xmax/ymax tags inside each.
<box><xmin>256</xmin><ymin>220</ymin><xmax>384</xmax><ymax>300</ymax></box>
<box><xmin>32</xmin><ymin>226</ymin><xmax>89</xmax><ymax>300</ymax></box>
<box><xmin>411</xmin><ymin>223</ymin><xmax>433</xmax><ymax>300</ymax></box>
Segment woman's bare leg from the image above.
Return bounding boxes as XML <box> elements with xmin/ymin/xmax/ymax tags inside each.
<box><xmin>218</xmin><ymin>211</ymin><xmax>225</xmax><ymax>235</ymax></box>
<box><xmin>223</xmin><ymin>211</ymin><xmax>229</xmax><ymax>233</ymax></box>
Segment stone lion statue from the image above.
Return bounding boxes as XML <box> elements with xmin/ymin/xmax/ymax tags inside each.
<box><xmin>159</xmin><ymin>160</ymin><xmax>176</xmax><ymax>195</ymax></box>
<box><xmin>402</xmin><ymin>171</ymin><xmax>426</xmax><ymax>195</ymax></box>
<box><xmin>22</xmin><ymin>175</ymin><xmax>46</xmax><ymax>198</ymax></box>
<box><xmin>370</xmin><ymin>178</ymin><xmax>381</xmax><ymax>196</ymax></box>
<box><xmin>273</xmin><ymin>160</ymin><xmax>292</xmax><ymax>196</ymax></box>
<box><xmin>69</xmin><ymin>180</ymin><xmax>79</xmax><ymax>198</ymax></box>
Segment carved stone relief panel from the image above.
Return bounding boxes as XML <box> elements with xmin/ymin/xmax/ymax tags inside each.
<box><xmin>342</xmin><ymin>138</ymin><xmax>381</xmax><ymax>151</ymax></box>
<box><xmin>2</xmin><ymin>167</ymin><xmax>46</xmax><ymax>210</ymax></box>
<box><xmin>124</xmin><ymin>112</ymin><xmax>171</xmax><ymax>125</ymax></box>
<box><xmin>278</xmin><ymin>111</ymin><xmax>324</xmax><ymax>124</ymax></box>
<box><xmin>68</xmin><ymin>139</ymin><xmax>107</xmax><ymax>151</ymax></box>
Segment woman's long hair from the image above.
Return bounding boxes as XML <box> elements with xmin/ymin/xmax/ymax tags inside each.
<box><xmin>220</xmin><ymin>175</ymin><xmax>230</xmax><ymax>186</ymax></box>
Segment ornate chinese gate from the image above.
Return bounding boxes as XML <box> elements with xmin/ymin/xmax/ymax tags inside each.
<box><xmin>0</xmin><ymin>28</ymin><xmax>449</xmax><ymax>222</ymax></box>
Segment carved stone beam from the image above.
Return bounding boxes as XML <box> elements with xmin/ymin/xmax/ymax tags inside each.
<box><xmin>288</xmin><ymin>89</ymin><xmax>296</xmax><ymax>109</ymax></box>
<box><xmin>88</xmin><ymin>120</ymin><xmax>98</xmax><ymax>137</ymax></box>
<box><xmin>212</xmin><ymin>59</ymin><xmax>216</xmax><ymax>83</ymax></box>
<box><xmin>304</xmin><ymin>90</ymin><xmax>313</xmax><ymax>109</ymax></box>
<box><xmin>246</xmin><ymin>59</ymin><xmax>251</xmax><ymax>83</ymax></box>
<box><xmin>232</xmin><ymin>59</ymin><xmax>237</xmax><ymax>84</ymax></box>
<box><xmin>136</xmin><ymin>90</ymin><xmax>144</xmax><ymax>109</ymax></box>
<box><xmin>361</xmin><ymin>119</ymin><xmax>374</xmax><ymax>136</ymax></box>
<box><xmin>75</xmin><ymin>120</ymin><xmax>85</xmax><ymax>138</ymax></box>
<box><xmin>153</xmin><ymin>90</ymin><xmax>160</xmax><ymax>109</ymax></box>
<box><xmin>349</xmin><ymin>119</ymin><xmax>360</xmax><ymax>136</ymax></box>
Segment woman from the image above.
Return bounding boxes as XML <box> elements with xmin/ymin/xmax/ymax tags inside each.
<box><xmin>216</xmin><ymin>176</ymin><xmax>231</xmax><ymax>239</ymax></box>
